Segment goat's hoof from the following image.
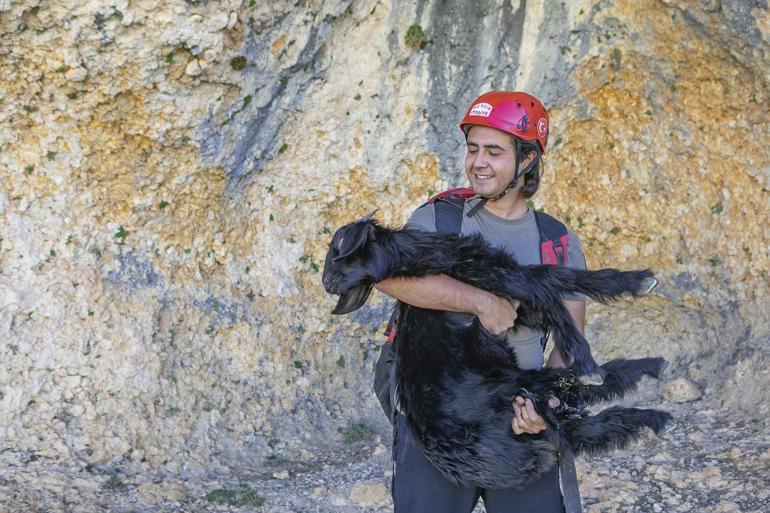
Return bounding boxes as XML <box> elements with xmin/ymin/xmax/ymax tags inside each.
<box><xmin>659</xmin><ymin>359</ymin><xmax>671</xmax><ymax>378</ymax></box>
<box><xmin>515</xmin><ymin>388</ymin><xmax>533</xmax><ymax>400</ymax></box>
<box><xmin>663</xmin><ymin>419</ymin><xmax>677</xmax><ymax>433</ymax></box>
<box><xmin>639</xmin><ymin>277</ymin><xmax>659</xmax><ymax>296</ymax></box>
<box><xmin>578</xmin><ymin>373</ymin><xmax>604</xmax><ymax>386</ymax></box>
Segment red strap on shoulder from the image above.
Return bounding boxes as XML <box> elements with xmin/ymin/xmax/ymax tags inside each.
<box><xmin>427</xmin><ymin>187</ymin><xmax>475</xmax><ymax>204</ymax></box>
<box><xmin>540</xmin><ymin>234</ymin><xmax>569</xmax><ymax>266</ymax></box>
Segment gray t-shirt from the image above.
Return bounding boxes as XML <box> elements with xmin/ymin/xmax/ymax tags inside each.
<box><xmin>406</xmin><ymin>197</ymin><xmax>587</xmax><ymax>370</ymax></box>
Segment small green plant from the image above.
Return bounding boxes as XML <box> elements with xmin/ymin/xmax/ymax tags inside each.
<box><xmin>559</xmin><ymin>45</ymin><xmax>570</xmax><ymax>55</ymax></box>
<box><xmin>46</xmin><ymin>151</ymin><xmax>56</xmax><ymax>160</ymax></box>
<box><xmin>165</xmin><ymin>51</ymin><xmax>174</xmax><ymax>64</ymax></box>
<box><xmin>265</xmin><ymin>455</ymin><xmax>286</xmax><ymax>466</ymax></box>
<box><xmin>114</xmin><ymin>226</ymin><xmax>129</xmax><ymax>242</ymax></box>
<box><xmin>243</xmin><ymin>95</ymin><xmax>252</xmax><ymax>108</ymax></box>
<box><xmin>105</xmin><ymin>471</ymin><xmax>123</xmax><ymax>489</ymax></box>
<box><xmin>66</xmin><ymin>91</ymin><xmax>79</xmax><ymax>100</ymax></box>
<box><xmin>353</xmin><ymin>93</ymin><xmax>361</xmax><ymax>101</ymax></box>
<box><xmin>246</xmin><ymin>291</ymin><xmax>255</xmax><ymax>301</ymax></box>
<box><xmin>205</xmin><ymin>324</ymin><xmax>215</xmax><ymax>335</ymax></box>
<box><xmin>230</xmin><ymin>56</ymin><xmax>247</xmax><ymax>70</ymax></box>
<box><xmin>7</xmin><ymin>344</ymin><xmax>19</xmax><ymax>355</ymax></box>
<box><xmin>90</xmin><ymin>246</ymin><xmax>103</xmax><ymax>258</ymax></box>
<box><xmin>206</xmin><ymin>487</ymin><xmax>264</xmax><ymax>507</ymax></box>
<box><xmin>269</xmin><ymin>213</ymin><xmax>275</xmax><ymax>222</ymax></box>
<box><xmin>610</xmin><ymin>48</ymin><xmax>622</xmax><ymax>70</ymax></box>
<box><xmin>609</xmin><ymin>226</ymin><xmax>621</xmax><ymax>235</ymax></box>
<box><xmin>342</xmin><ymin>423</ymin><xmax>375</xmax><ymax>444</ymax></box>
<box><xmin>309</xmin><ymin>262</ymin><xmax>319</xmax><ymax>273</ymax></box>
<box><xmin>710</xmin><ymin>202</ymin><xmax>723</xmax><ymax>215</ymax></box>
<box><xmin>405</xmin><ymin>24</ymin><xmax>425</xmax><ymax>50</ymax></box>
<box><xmin>24</xmin><ymin>165</ymin><xmax>34</xmax><ymax>175</ymax></box>
<box><xmin>280</xmin><ymin>76</ymin><xmax>288</xmax><ymax>87</ymax></box>
<box><xmin>288</xmin><ymin>236</ymin><xmax>296</xmax><ymax>243</ymax></box>
<box><xmin>23</xmin><ymin>105</ymin><xmax>37</xmax><ymax>113</ymax></box>
<box><xmin>245</xmin><ymin>265</ymin><xmax>251</xmax><ymax>274</ymax></box>
<box><xmin>278</xmin><ymin>143</ymin><xmax>288</xmax><ymax>154</ymax></box>
<box><xmin>158</xmin><ymin>200</ymin><xmax>169</xmax><ymax>209</ymax></box>
<box><xmin>266</xmin><ymin>184</ymin><xmax>274</xmax><ymax>193</ymax></box>
<box><xmin>293</xmin><ymin>360</ymin><xmax>303</xmax><ymax>369</ymax></box>
<box><xmin>322</xmin><ymin>226</ymin><xmax>331</xmax><ymax>235</ymax></box>
<box><xmin>336</xmin><ymin>355</ymin><xmax>345</xmax><ymax>368</ymax></box>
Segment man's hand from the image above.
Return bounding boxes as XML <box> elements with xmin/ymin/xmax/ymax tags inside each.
<box><xmin>511</xmin><ymin>396</ymin><xmax>560</xmax><ymax>435</ymax></box>
<box><xmin>476</xmin><ymin>294</ymin><xmax>520</xmax><ymax>336</ymax></box>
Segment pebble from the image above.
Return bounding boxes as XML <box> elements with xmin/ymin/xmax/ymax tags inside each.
<box><xmin>349</xmin><ymin>482</ymin><xmax>390</xmax><ymax>507</ymax></box>
<box><xmin>663</xmin><ymin>378</ymin><xmax>702</xmax><ymax>402</ymax></box>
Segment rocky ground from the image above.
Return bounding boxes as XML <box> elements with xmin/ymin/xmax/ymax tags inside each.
<box><xmin>1</xmin><ymin>395</ymin><xmax>768</xmax><ymax>513</ymax></box>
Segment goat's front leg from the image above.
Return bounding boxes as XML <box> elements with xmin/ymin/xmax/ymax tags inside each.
<box><xmin>445</xmin><ymin>262</ymin><xmax>606</xmax><ymax>385</ymax></box>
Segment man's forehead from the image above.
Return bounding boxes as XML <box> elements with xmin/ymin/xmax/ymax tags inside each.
<box><xmin>465</xmin><ymin>126</ymin><xmax>515</xmax><ymax>148</ymax></box>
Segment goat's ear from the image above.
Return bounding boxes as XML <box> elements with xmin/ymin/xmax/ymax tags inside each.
<box><xmin>332</xmin><ymin>283</ymin><xmax>374</xmax><ymax>314</ymax></box>
<box><xmin>333</xmin><ymin>221</ymin><xmax>375</xmax><ymax>262</ymax></box>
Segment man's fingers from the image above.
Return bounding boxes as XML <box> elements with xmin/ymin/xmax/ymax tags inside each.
<box><xmin>548</xmin><ymin>397</ymin><xmax>561</xmax><ymax>408</ymax></box>
<box><xmin>524</xmin><ymin>399</ymin><xmax>538</xmax><ymax>419</ymax></box>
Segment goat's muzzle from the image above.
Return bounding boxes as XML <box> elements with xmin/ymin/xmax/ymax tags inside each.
<box><xmin>331</xmin><ymin>283</ymin><xmax>374</xmax><ymax>315</ymax></box>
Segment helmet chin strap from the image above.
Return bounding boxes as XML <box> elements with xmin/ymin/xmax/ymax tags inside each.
<box><xmin>467</xmin><ymin>141</ymin><xmax>541</xmax><ymax>217</ymax></box>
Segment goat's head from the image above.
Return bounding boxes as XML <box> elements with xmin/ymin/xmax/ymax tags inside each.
<box><xmin>322</xmin><ymin>211</ymin><xmax>384</xmax><ymax>315</ymax></box>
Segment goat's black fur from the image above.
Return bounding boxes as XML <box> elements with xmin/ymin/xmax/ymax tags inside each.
<box><xmin>322</xmin><ymin>217</ymin><xmax>673</xmax><ymax>489</ymax></box>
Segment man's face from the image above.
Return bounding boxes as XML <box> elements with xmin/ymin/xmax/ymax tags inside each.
<box><xmin>464</xmin><ymin>125</ymin><xmax>521</xmax><ymax>198</ymax></box>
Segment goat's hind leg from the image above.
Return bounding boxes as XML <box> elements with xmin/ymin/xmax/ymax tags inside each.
<box><xmin>565</xmin><ymin>406</ymin><xmax>674</xmax><ymax>456</ymax></box>
<box><xmin>572</xmin><ymin>357</ymin><xmax>669</xmax><ymax>407</ymax></box>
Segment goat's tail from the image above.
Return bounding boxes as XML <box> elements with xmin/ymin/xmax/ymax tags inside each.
<box><xmin>550</xmin><ymin>267</ymin><xmax>657</xmax><ymax>304</ymax></box>
<box><xmin>574</xmin><ymin>357</ymin><xmax>668</xmax><ymax>407</ymax></box>
<box><xmin>564</xmin><ymin>406</ymin><xmax>674</xmax><ymax>456</ymax></box>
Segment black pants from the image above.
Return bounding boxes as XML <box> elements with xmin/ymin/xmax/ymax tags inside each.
<box><xmin>392</xmin><ymin>413</ymin><xmax>565</xmax><ymax>513</ymax></box>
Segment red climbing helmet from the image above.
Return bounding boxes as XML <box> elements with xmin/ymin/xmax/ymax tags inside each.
<box><xmin>459</xmin><ymin>91</ymin><xmax>549</xmax><ymax>153</ymax></box>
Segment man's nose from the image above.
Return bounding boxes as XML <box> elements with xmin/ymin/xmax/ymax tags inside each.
<box><xmin>473</xmin><ymin>154</ymin><xmax>488</xmax><ymax>169</ymax></box>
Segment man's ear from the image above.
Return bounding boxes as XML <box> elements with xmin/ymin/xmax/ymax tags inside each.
<box><xmin>333</xmin><ymin>221</ymin><xmax>375</xmax><ymax>261</ymax></box>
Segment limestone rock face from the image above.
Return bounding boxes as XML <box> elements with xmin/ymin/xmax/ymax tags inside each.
<box><xmin>0</xmin><ymin>0</ymin><xmax>767</xmax><ymax>476</ymax></box>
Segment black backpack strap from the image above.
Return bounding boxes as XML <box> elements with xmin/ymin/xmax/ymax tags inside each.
<box><xmin>434</xmin><ymin>196</ymin><xmax>466</xmax><ymax>235</ymax></box>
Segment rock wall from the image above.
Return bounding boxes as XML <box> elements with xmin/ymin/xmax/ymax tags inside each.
<box><xmin>0</xmin><ymin>0</ymin><xmax>767</xmax><ymax>477</ymax></box>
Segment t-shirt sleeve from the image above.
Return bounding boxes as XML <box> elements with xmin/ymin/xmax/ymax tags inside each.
<box><xmin>405</xmin><ymin>203</ymin><xmax>436</xmax><ymax>232</ymax></box>
<box><xmin>564</xmin><ymin>230</ymin><xmax>587</xmax><ymax>301</ymax></box>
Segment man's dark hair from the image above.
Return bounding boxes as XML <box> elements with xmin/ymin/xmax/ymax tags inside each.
<box><xmin>519</xmin><ymin>141</ymin><xmax>541</xmax><ymax>199</ymax></box>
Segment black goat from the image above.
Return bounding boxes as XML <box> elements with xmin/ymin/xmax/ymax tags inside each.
<box><xmin>322</xmin><ymin>215</ymin><xmax>673</xmax><ymax>489</ymax></box>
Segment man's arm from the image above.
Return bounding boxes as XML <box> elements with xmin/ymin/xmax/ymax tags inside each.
<box><xmin>375</xmin><ymin>275</ymin><xmax>520</xmax><ymax>336</ymax></box>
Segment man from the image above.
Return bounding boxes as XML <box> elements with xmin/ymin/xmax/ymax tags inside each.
<box><xmin>375</xmin><ymin>91</ymin><xmax>586</xmax><ymax>513</ymax></box>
